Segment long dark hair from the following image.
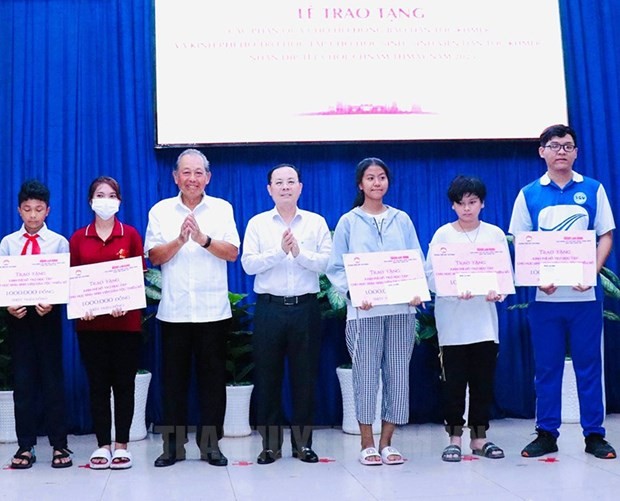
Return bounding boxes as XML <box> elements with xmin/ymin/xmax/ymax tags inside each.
<box><xmin>352</xmin><ymin>157</ymin><xmax>391</xmax><ymax>208</ymax></box>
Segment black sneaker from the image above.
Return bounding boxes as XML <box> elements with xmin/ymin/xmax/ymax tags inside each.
<box><xmin>521</xmin><ymin>429</ymin><xmax>558</xmax><ymax>457</ymax></box>
<box><xmin>585</xmin><ymin>433</ymin><xmax>617</xmax><ymax>459</ymax></box>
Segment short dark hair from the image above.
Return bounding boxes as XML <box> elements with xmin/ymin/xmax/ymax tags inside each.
<box><xmin>447</xmin><ymin>175</ymin><xmax>487</xmax><ymax>203</ymax></box>
<box><xmin>267</xmin><ymin>163</ymin><xmax>301</xmax><ymax>184</ymax></box>
<box><xmin>88</xmin><ymin>176</ymin><xmax>122</xmax><ymax>202</ymax></box>
<box><xmin>539</xmin><ymin>124</ymin><xmax>577</xmax><ymax>147</ymax></box>
<box><xmin>18</xmin><ymin>179</ymin><xmax>50</xmax><ymax>206</ymax></box>
<box><xmin>353</xmin><ymin>157</ymin><xmax>391</xmax><ymax>208</ymax></box>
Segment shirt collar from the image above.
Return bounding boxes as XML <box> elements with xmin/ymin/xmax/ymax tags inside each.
<box><xmin>269</xmin><ymin>206</ymin><xmax>301</xmax><ymax>223</ymax></box>
<box><xmin>540</xmin><ymin>170</ymin><xmax>584</xmax><ymax>186</ymax></box>
<box><xmin>175</xmin><ymin>191</ymin><xmax>208</xmax><ymax>212</ymax></box>
<box><xmin>20</xmin><ymin>222</ymin><xmax>50</xmax><ymax>239</ymax></box>
<box><xmin>84</xmin><ymin>218</ymin><xmax>124</xmax><ymax>238</ymax></box>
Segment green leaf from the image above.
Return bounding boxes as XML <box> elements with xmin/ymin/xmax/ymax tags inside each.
<box><xmin>414</xmin><ymin>301</ymin><xmax>438</xmax><ymax>344</ymax></box>
<box><xmin>144</xmin><ymin>268</ymin><xmax>162</xmax><ymax>301</ymax></box>
<box><xmin>508</xmin><ymin>303</ymin><xmax>529</xmax><ymax>310</ymax></box>
<box><xmin>601</xmin><ymin>273</ymin><xmax>620</xmax><ymax>300</ymax></box>
<box><xmin>228</xmin><ymin>291</ymin><xmax>248</xmax><ymax>306</ymax></box>
<box><xmin>318</xmin><ymin>273</ymin><xmax>346</xmax><ymax>319</ymax></box>
<box><xmin>601</xmin><ymin>266</ymin><xmax>620</xmax><ymax>291</ymax></box>
<box><xmin>604</xmin><ymin>310</ymin><xmax>620</xmax><ymax>322</ymax></box>
<box><xmin>327</xmin><ymin>287</ymin><xmax>346</xmax><ymax>311</ymax></box>
<box><xmin>317</xmin><ymin>274</ymin><xmax>331</xmax><ymax>299</ymax></box>
<box><xmin>235</xmin><ymin>362</ymin><xmax>256</xmax><ymax>384</ymax></box>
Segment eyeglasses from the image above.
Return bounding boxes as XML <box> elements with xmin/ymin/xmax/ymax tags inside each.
<box><xmin>544</xmin><ymin>142</ymin><xmax>576</xmax><ymax>153</ymax></box>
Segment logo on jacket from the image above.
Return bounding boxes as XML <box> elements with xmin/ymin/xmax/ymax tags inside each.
<box><xmin>541</xmin><ymin>214</ymin><xmax>587</xmax><ymax>231</ymax></box>
<box><xmin>538</xmin><ymin>205</ymin><xmax>589</xmax><ymax>232</ymax></box>
<box><xmin>574</xmin><ymin>192</ymin><xmax>587</xmax><ymax>205</ymax></box>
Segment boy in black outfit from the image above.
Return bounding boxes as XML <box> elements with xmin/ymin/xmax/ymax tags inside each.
<box><xmin>0</xmin><ymin>180</ymin><xmax>72</xmax><ymax>468</ymax></box>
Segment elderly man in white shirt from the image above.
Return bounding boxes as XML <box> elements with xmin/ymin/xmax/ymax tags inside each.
<box><xmin>145</xmin><ymin>149</ymin><xmax>240</xmax><ymax>468</ymax></box>
<box><xmin>242</xmin><ymin>164</ymin><xmax>332</xmax><ymax>465</ymax></box>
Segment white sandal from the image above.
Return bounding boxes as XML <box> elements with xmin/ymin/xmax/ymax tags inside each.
<box><xmin>359</xmin><ymin>447</ymin><xmax>382</xmax><ymax>465</ymax></box>
<box><xmin>89</xmin><ymin>447</ymin><xmax>112</xmax><ymax>470</ymax></box>
<box><xmin>380</xmin><ymin>446</ymin><xmax>404</xmax><ymax>465</ymax></box>
<box><xmin>110</xmin><ymin>449</ymin><xmax>133</xmax><ymax>470</ymax></box>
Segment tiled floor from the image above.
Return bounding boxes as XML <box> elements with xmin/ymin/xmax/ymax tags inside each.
<box><xmin>1</xmin><ymin>416</ymin><xmax>620</xmax><ymax>500</ymax></box>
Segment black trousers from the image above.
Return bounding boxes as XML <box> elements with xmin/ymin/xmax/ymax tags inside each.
<box><xmin>253</xmin><ymin>294</ymin><xmax>321</xmax><ymax>452</ymax></box>
<box><xmin>78</xmin><ymin>330</ymin><xmax>142</xmax><ymax>446</ymax></box>
<box><xmin>159</xmin><ymin>320</ymin><xmax>230</xmax><ymax>455</ymax></box>
<box><xmin>441</xmin><ymin>341</ymin><xmax>498</xmax><ymax>439</ymax></box>
<box><xmin>7</xmin><ymin>307</ymin><xmax>68</xmax><ymax>450</ymax></box>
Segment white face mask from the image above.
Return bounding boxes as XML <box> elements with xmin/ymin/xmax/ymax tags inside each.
<box><xmin>91</xmin><ymin>198</ymin><xmax>120</xmax><ymax>221</ymax></box>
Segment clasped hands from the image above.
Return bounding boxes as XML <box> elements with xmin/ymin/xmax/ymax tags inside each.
<box><xmin>178</xmin><ymin>213</ymin><xmax>210</xmax><ymax>247</ymax></box>
<box><xmin>281</xmin><ymin>228</ymin><xmax>300</xmax><ymax>257</ymax></box>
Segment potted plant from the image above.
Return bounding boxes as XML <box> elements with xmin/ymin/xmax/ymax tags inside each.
<box><xmin>223</xmin><ymin>292</ymin><xmax>254</xmax><ymax>437</ymax></box>
<box><xmin>0</xmin><ymin>307</ymin><xmax>18</xmax><ymax>443</ymax></box>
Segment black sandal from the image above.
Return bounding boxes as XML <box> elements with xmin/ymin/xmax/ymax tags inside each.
<box><xmin>10</xmin><ymin>447</ymin><xmax>36</xmax><ymax>469</ymax></box>
<box><xmin>52</xmin><ymin>448</ymin><xmax>73</xmax><ymax>469</ymax></box>
<box><xmin>441</xmin><ymin>444</ymin><xmax>462</xmax><ymax>462</ymax></box>
<box><xmin>472</xmin><ymin>441</ymin><xmax>505</xmax><ymax>459</ymax></box>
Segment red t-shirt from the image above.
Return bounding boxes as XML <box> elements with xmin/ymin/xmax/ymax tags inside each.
<box><xmin>69</xmin><ymin>218</ymin><xmax>146</xmax><ymax>332</ymax></box>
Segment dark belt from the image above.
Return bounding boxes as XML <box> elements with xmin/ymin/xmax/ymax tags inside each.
<box><xmin>259</xmin><ymin>293</ymin><xmax>315</xmax><ymax>306</ymax></box>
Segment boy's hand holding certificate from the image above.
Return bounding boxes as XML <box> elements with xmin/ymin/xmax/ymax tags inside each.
<box><xmin>514</xmin><ymin>230</ymin><xmax>596</xmax><ymax>287</ymax></box>
<box><xmin>0</xmin><ymin>253</ymin><xmax>71</xmax><ymax>306</ymax></box>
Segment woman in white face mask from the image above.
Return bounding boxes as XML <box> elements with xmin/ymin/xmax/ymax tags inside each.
<box><xmin>69</xmin><ymin>176</ymin><xmax>146</xmax><ymax>470</ymax></box>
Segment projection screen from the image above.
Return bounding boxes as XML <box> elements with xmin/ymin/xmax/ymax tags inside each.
<box><xmin>154</xmin><ymin>0</ymin><xmax>568</xmax><ymax>146</ymax></box>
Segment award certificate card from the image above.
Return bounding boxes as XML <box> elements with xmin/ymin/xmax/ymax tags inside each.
<box><xmin>0</xmin><ymin>253</ymin><xmax>70</xmax><ymax>306</ymax></box>
<box><xmin>343</xmin><ymin>250</ymin><xmax>430</xmax><ymax>307</ymax></box>
<box><xmin>430</xmin><ymin>242</ymin><xmax>514</xmax><ymax>296</ymax></box>
<box><xmin>514</xmin><ymin>230</ymin><xmax>596</xmax><ymax>286</ymax></box>
<box><xmin>455</xmin><ymin>272</ymin><xmax>500</xmax><ymax>296</ymax></box>
<box><xmin>67</xmin><ymin>256</ymin><xmax>146</xmax><ymax>319</ymax></box>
